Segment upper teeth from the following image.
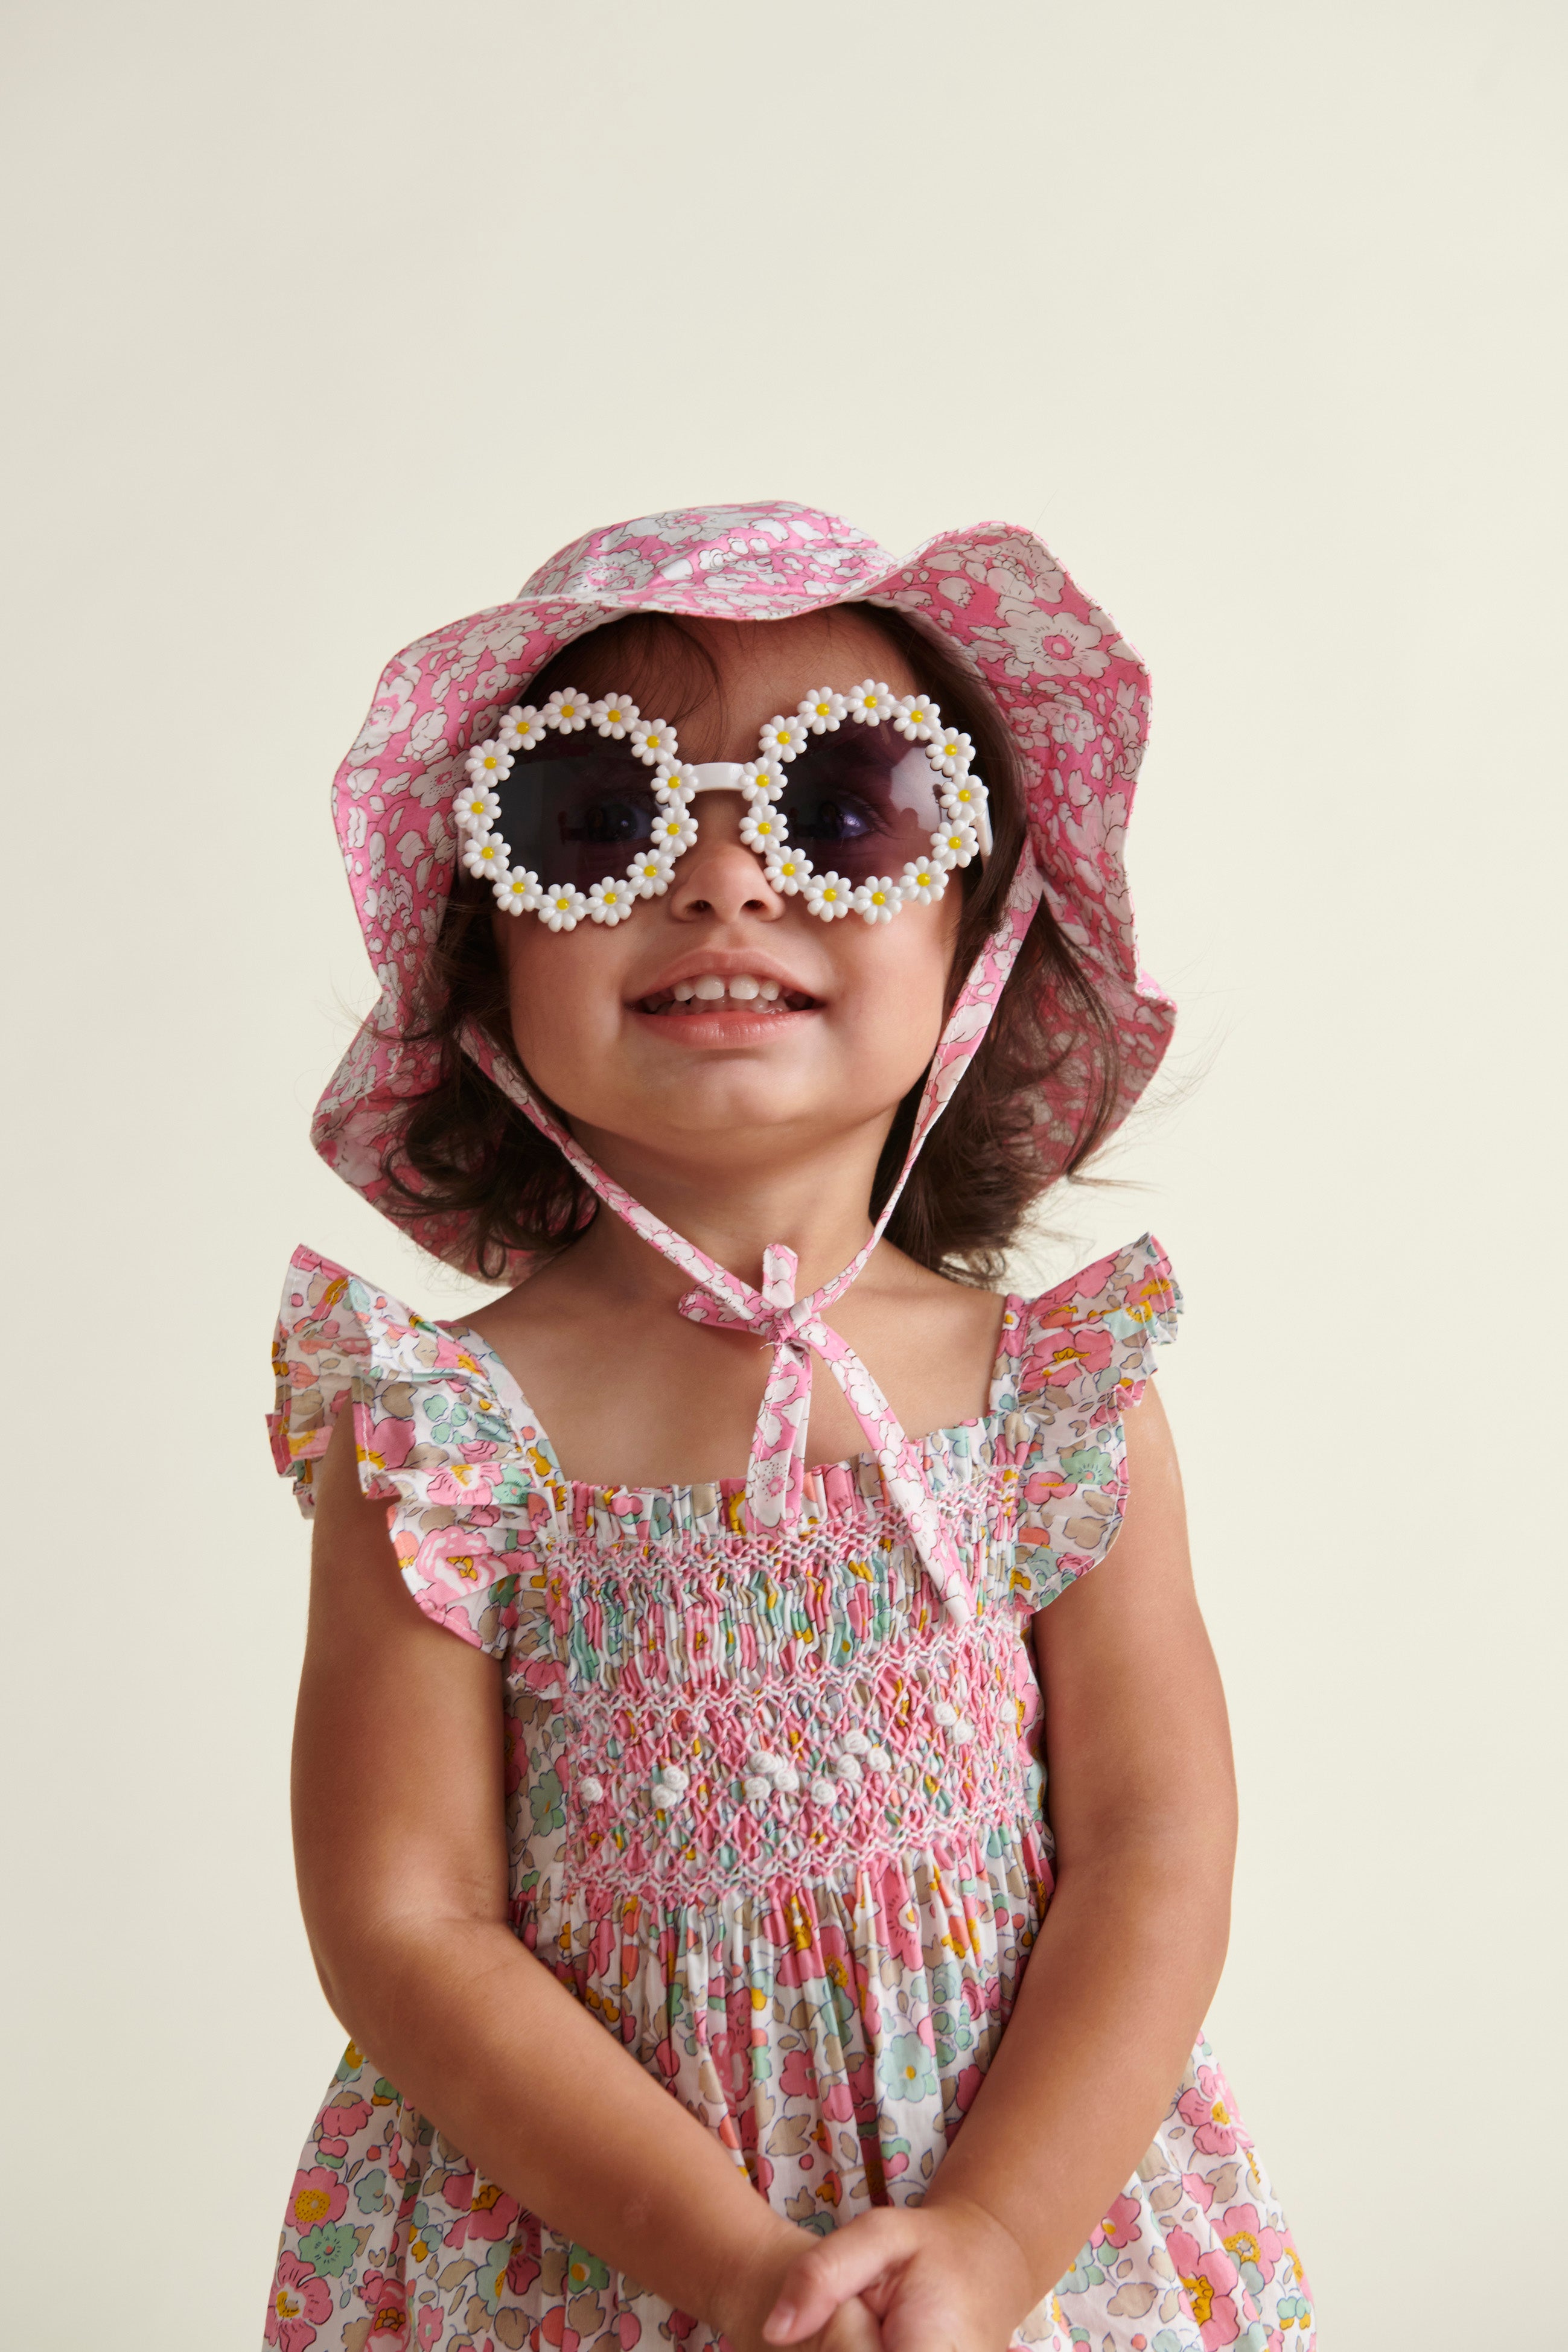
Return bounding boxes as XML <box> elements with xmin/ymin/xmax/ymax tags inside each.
<box><xmin>671</xmin><ymin>975</ymin><xmax>779</xmax><ymax>1001</ymax></box>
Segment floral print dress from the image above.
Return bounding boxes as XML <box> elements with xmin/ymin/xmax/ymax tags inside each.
<box><xmin>264</xmin><ymin>1234</ymin><xmax>1312</xmax><ymax>2352</ymax></box>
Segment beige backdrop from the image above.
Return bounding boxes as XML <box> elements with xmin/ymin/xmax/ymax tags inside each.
<box><xmin>5</xmin><ymin>2</ymin><xmax>1564</xmax><ymax>2345</ymax></box>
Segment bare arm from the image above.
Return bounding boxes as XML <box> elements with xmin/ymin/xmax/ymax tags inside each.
<box><xmin>765</xmin><ymin>1382</ymin><xmax>1237</xmax><ymax>2348</ymax></box>
<box><xmin>292</xmin><ymin>1409</ymin><xmax>876</xmax><ymax>2352</ymax></box>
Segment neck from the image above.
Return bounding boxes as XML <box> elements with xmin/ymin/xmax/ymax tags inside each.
<box><xmin>564</xmin><ymin>1116</ymin><xmax>896</xmax><ymax>1305</ymax></box>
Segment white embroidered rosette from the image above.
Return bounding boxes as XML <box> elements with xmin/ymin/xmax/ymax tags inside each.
<box><xmin>448</xmin><ymin>680</ymin><xmax>992</xmax><ymax>928</ymax></box>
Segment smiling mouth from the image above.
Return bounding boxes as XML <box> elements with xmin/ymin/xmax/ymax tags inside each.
<box><xmin>636</xmin><ymin>974</ymin><xmax>822</xmax><ymax>1016</ymax></box>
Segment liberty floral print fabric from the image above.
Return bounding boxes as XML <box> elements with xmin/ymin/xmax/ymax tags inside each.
<box><xmin>264</xmin><ymin>1238</ymin><xmax>1312</xmax><ymax>2352</ymax></box>
<box><xmin>309</xmin><ymin>502</ymin><xmax>1176</xmax><ymax>1280</ymax></box>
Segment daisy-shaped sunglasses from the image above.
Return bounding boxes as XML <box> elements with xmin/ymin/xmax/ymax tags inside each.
<box><xmin>451</xmin><ymin>681</ymin><xmax>992</xmax><ymax>931</ymax></box>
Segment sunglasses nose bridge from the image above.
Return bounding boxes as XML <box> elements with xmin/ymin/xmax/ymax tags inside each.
<box><xmin>669</xmin><ymin>790</ymin><xmax>784</xmax><ymax>920</ymax></box>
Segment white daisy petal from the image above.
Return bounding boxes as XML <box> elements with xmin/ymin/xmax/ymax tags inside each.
<box><xmin>539</xmin><ymin>883</ymin><xmax>589</xmax><ymax>931</ymax></box>
<box><xmin>930</xmin><ymin>724</ymin><xmax>974</xmax><ymax>777</ymax></box>
<box><xmin>796</xmin><ymin>687</ymin><xmax>846</xmax><ymax>733</ymax></box>
<box><xmin>626</xmin><ymin>849</ymin><xmax>677</xmax><ymax>897</ymax></box>
<box><xmin>461</xmin><ymin>832</ymin><xmax>511</xmax><ymax>879</ymax></box>
<box><xmin>763</xmin><ymin>849</ymin><xmax>813</xmax><ymax>896</ymax></box>
<box><xmin>497</xmin><ymin>704</ymin><xmax>546</xmax><ymax>752</ymax></box>
<box><xmin>739</xmin><ymin>804</ymin><xmax>783</xmax><ymax>850</ymax></box>
<box><xmin>847</xmin><ymin>678</ymin><xmax>896</xmax><ymax>725</ymax></box>
<box><xmin>465</xmin><ymin>739</ymin><xmax>514</xmax><ymax>785</ymax></box>
<box><xmin>630</xmin><ymin>718</ymin><xmax>679</xmax><ymax>766</ymax></box>
<box><xmin>493</xmin><ymin>865</ymin><xmax>541</xmax><ymax>915</ymax></box>
<box><xmin>757</xmin><ymin>712</ymin><xmax>810</xmax><ymax>762</ymax></box>
<box><xmin>804</xmin><ymin>868</ymin><xmax>852</xmax><ymax>920</ymax></box>
<box><xmin>655</xmin><ymin>762</ymin><xmax>701</xmax><ymax>804</ymax></box>
<box><xmin>543</xmin><ymin>688</ymin><xmax>590</xmax><ymax>733</ymax></box>
<box><xmin>934</xmin><ymin>820</ymin><xmax>980</xmax><ymax>868</ymax></box>
<box><xmin>587</xmin><ymin>878</ymin><xmax>637</xmax><ymax>925</ymax></box>
<box><xmin>891</xmin><ymin>693</ymin><xmax>939</xmax><ymax>741</ymax></box>
<box><xmin>453</xmin><ymin>783</ymin><xmax>502</xmax><ymax>833</ymax></box>
<box><xmin>588</xmin><ymin>693</ymin><xmax>640</xmax><ymax>739</ymax></box>
<box><xmin>651</xmin><ymin>803</ymin><xmax>699</xmax><ymax>853</ymax></box>
<box><xmin>898</xmin><ymin>857</ymin><xmax>949</xmax><ymax>906</ymax></box>
<box><xmin>850</xmin><ymin>875</ymin><xmax>900</xmax><ymax>923</ymax></box>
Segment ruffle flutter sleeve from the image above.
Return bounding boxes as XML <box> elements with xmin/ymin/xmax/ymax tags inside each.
<box><xmin>269</xmin><ymin>1246</ymin><xmax>554</xmax><ymax>1656</ymax></box>
<box><xmin>998</xmin><ymin>1232</ymin><xmax>1182</xmax><ymax>1614</ymax></box>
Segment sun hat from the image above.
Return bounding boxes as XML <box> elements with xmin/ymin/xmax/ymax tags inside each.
<box><xmin>312</xmin><ymin>498</ymin><xmax>1174</xmax><ymax>1282</ymax></box>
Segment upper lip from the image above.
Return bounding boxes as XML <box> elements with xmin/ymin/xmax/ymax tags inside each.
<box><xmin>628</xmin><ymin>948</ymin><xmax>824</xmax><ymax>1004</ymax></box>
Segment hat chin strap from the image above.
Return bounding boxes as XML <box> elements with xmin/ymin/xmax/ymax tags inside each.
<box><xmin>459</xmin><ymin>849</ymin><xmax>1044</xmax><ymax>1624</ymax></box>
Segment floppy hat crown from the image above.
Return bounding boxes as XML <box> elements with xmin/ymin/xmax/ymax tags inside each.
<box><xmin>313</xmin><ymin>499</ymin><xmax>1174</xmax><ymax>1273</ymax></box>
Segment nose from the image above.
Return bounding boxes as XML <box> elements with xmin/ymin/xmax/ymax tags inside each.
<box><xmin>666</xmin><ymin>792</ymin><xmax>784</xmax><ymax>924</ymax></box>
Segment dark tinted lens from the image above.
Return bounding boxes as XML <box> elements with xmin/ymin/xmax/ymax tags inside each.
<box><xmin>774</xmin><ymin>733</ymin><xmax>943</xmax><ymax>881</ymax></box>
<box><xmin>494</xmin><ymin>739</ymin><xmax>660</xmax><ymax>890</ymax></box>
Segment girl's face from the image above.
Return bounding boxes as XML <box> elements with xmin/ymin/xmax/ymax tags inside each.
<box><xmin>496</xmin><ymin>610</ymin><xmax>964</xmax><ymax>1182</ymax></box>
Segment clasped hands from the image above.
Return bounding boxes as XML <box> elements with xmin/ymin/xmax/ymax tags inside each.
<box><xmin>722</xmin><ymin>2196</ymin><xmax>1039</xmax><ymax>2352</ymax></box>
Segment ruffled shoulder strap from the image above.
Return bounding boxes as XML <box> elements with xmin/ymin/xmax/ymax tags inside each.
<box><xmin>995</xmin><ymin>1231</ymin><xmax>1180</xmax><ymax>1420</ymax></box>
<box><xmin>268</xmin><ymin>1247</ymin><xmax>560</xmax><ymax>1656</ymax></box>
<box><xmin>269</xmin><ymin>1245</ymin><xmax>506</xmax><ymax>1505</ymax></box>
<box><xmin>995</xmin><ymin>1233</ymin><xmax>1182</xmax><ymax>1613</ymax></box>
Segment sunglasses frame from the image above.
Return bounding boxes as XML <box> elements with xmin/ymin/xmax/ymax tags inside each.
<box><xmin>450</xmin><ymin>680</ymin><xmax>992</xmax><ymax>931</ymax></box>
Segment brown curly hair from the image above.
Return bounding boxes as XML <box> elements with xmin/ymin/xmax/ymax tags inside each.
<box><xmin>378</xmin><ymin>606</ymin><xmax>1123</xmax><ymax>1284</ymax></box>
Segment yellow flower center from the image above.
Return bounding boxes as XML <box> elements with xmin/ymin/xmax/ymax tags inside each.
<box><xmin>1182</xmin><ymin>2274</ymin><xmax>1215</xmax><ymax>2325</ymax></box>
<box><xmin>1225</xmin><ymin>2229</ymin><xmax>1260</xmax><ymax>2263</ymax></box>
<box><xmin>1211</xmin><ymin>2099</ymin><xmax>1230</xmax><ymax>2123</ymax></box>
<box><xmin>276</xmin><ymin>2289</ymin><xmax>302</xmax><ymax>2319</ymax></box>
<box><xmin>294</xmin><ymin>2188</ymin><xmax>331</xmax><ymax>2226</ymax></box>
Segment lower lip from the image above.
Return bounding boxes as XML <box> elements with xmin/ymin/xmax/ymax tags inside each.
<box><xmin>629</xmin><ymin>1004</ymin><xmax>818</xmax><ymax>1043</ymax></box>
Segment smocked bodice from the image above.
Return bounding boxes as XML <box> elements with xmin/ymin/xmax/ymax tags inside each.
<box><xmin>271</xmin><ymin>1236</ymin><xmax>1178</xmax><ymax>1917</ymax></box>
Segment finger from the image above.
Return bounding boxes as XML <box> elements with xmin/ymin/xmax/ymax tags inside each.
<box><xmin>821</xmin><ymin>2292</ymin><xmax>885</xmax><ymax>2352</ymax></box>
<box><xmin>763</xmin><ymin>2213</ymin><xmax>913</xmax><ymax>2344</ymax></box>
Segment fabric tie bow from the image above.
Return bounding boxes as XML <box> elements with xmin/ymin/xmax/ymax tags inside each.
<box><xmin>675</xmin><ymin>1238</ymin><xmax>977</xmax><ymax>1621</ymax></box>
<box><xmin>457</xmin><ymin>847</ymin><xmax>1044</xmax><ymax>1627</ymax></box>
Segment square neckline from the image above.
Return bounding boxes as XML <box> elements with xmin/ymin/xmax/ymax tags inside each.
<box><xmin>439</xmin><ymin>1292</ymin><xmax>1028</xmax><ymax>1502</ymax></box>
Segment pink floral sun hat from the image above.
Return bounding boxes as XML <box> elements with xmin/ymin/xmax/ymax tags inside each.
<box><xmin>313</xmin><ymin>500</ymin><xmax>1174</xmax><ymax>1273</ymax></box>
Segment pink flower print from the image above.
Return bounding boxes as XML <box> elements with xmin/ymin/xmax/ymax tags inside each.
<box><xmin>317</xmin><ymin>2097</ymin><xmax>371</xmax><ymax>2140</ymax></box>
<box><xmin>1165</xmin><ymin>2228</ymin><xmax>1243</xmax><ymax>2351</ymax></box>
<box><xmin>779</xmin><ymin>2044</ymin><xmax>818</xmax><ymax>2099</ymax></box>
<box><xmin>1034</xmin><ymin>1323</ymin><xmax>1115</xmax><ymax>1385</ymax></box>
<box><xmin>425</xmin><ymin>1456</ymin><xmax>496</xmax><ymax>1508</ymax></box>
<box><xmin>445</xmin><ymin>2179</ymin><xmax>521</xmax><ymax>2246</ymax></box>
<box><xmin>415</xmin><ymin>2309</ymin><xmax>444</xmax><ymax>2351</ymax></box>
<box><xmin>357</xmin><ymin>2269</ymin><xmax>408</xmax><ymax>2337</ymax></box>
<box><xmin>1178</xmin><ymin>2064</ymin><xmax>1253</xmax><ymax>2158</ymax></box>
<box><xmin>1091</xmin><ymin>2193</ymin><xmax>1143</xmax><ymax>2251</ymax></box>
<box><xmin>286</xmin><ymin>2165</ymin><xmax>347</xmax><ymax>2232</ymax></box>
<box><xmin>507</xmin><ymin>2242</ymin><xmax>543</xmax><ymax>2298</ymax></box>
<box><xmin>1219</xmin><ymin>2203</ymin><xmax>1286</xmax><ymax>2289</ymax></box>
<box><xmin>265</xmin><ymin>2251</ymin><xmax>332</xmax><ymax>2351</ymax></box>
<box><xmin>410</xmin><ymin>1522</ymin><xmax>495</xmax><ymax>1596</ymax></box>
<box><xmin>356</xmin><ymin>1414</ymin><xmax>414</xmax><ymax>1481</ymax></box>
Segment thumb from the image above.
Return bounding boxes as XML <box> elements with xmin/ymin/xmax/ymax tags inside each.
<box><xmin>763</xmin><ymin>2213</ymin><xmax>913</xmax><ymax>2345</ymax></box>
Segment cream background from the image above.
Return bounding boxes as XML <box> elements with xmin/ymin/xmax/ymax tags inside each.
<box><xmin>5</xmin><ymin>2</ymin><xmax>1564</xmax><ymax>2345</ymax></box>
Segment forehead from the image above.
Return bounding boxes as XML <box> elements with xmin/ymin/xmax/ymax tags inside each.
<box><xmin>570</xmin><ymin>607</ymin><xmax>924</xmax><ymax>759</ymax></box>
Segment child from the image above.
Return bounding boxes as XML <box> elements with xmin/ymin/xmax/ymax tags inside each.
<box><xmin>267</xmin><ymin>503</ymin><xmax>1312</xmax><ymax>2352</ymax></box>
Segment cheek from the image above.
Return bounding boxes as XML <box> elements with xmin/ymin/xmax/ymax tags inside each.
<box><xmin>835</xmin><ymin>905</ymin><xmax>957</xmax><ymax>1083</ymax></box>
<box><xmin>500</xmin><ymin>922</ymin><xmax>626</xmax><ymax>1086</ymax></box>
